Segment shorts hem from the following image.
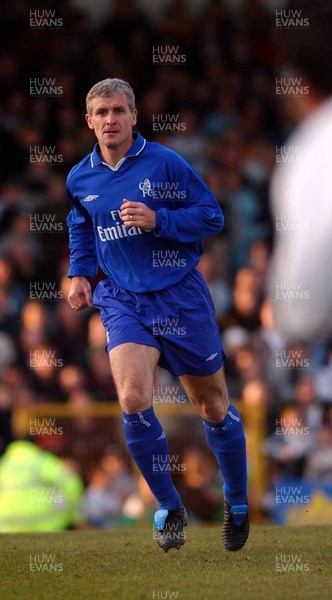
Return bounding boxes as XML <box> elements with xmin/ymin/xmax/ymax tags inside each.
<box><xmin>169</xmin><ymin>356</ymin><xmax>224</xmax><ymax>378</ymax></box>
<box><xmin>106</xmin><ymin>338</ymin><xmax>161</xmax><ymax>354</ymax></box>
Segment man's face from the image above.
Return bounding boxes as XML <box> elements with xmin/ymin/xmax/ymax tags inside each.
<box><xmin>85</xmin><ymin>94</ymin><xmax>137</xmax><ymax>152</ymax></box>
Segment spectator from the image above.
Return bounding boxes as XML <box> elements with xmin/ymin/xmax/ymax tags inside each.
<box><xmin>177</xmin><ymin>447</ymin><xmax>223</xmax><ymax>523</ymax></box>
<box><xmin>122</xmin><ymin>473</ymin><xmax>157</xmax><ymax>525</ymax></box>
<box><xmin>304</xmin><ymin>426</ymin><xmax>332</xmax><ymax>482</ymax></box>
<box><xmin>0</xmin><ymin>438</ymin><xmax>83</xmax><ymax>532</ymax></box>
<box><xmin>83</xmin><ymin>445</ymin><xmax>135</xmax><ymax>527</ymax></box>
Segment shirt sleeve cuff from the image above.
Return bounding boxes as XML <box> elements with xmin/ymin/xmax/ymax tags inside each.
<box><xmin>153</xmin><ymin>210</ymin><xmax>163</xmax><ymax>237</ymax></box>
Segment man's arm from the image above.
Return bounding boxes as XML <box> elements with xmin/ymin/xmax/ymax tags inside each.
<box><xmin>68</xmin><ymin>276</ymin><xmax>93</xmax><ymax>311</ymax></box>
<box><xmin>154</xmin><ymin>161</ymin><xmax>224</xmax><ymax>241</ymax></box>
<box><xmin>120</xmin><ymin>155</ymin><xmax>224</xmax><ymax>241</ymax></box>
<box><xmin>66</xmin><ymin>186</ymin><xmax>97</xmax><ymax>310</ymax></box>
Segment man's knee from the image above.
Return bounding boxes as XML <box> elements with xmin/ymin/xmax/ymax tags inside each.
<box><xmin>188</xmin><ymin>384</ymin><xmax>229</xmax><ymax>422</ymax></box>
<box><xmin>119</xmin><ymin>390</ymin><xmax>151</xmax><ymax>414</ymax></box>
<box><xmin>199</xmin><ymin>396</ymin><xmax>230</xmax><ymax>422</ymax></box>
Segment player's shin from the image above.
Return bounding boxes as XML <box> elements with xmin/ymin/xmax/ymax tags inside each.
<box><xmin>122</xmin><ymin>406</ymin><xmax>181</xmax><ymax>510</ymax></box>
<box><xmin>203</xmin><ymin>403</ymin><xmax>247</xmax><ymax>506</ymax></box>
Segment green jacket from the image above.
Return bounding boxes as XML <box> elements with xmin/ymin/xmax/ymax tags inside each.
<box><xmin>0</xmin><ymin>441</ymin><xmax>83</xmax><ymax>532</ymax></box>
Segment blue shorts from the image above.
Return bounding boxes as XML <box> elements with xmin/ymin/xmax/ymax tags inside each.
<box><xmin>93</xmin><ymin>269</ymin><xmax>225</xmax><ymax>377</ymax></box>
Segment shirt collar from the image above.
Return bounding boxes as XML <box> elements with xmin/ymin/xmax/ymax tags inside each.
<box><xmin>90</xmin><ymin>132</ymin><xmax>146</xmax><ymax>169</ymax></box>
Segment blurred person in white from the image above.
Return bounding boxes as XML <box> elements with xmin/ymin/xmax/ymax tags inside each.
<box><xmin>270</xmin><ymin>0</ymin><xmax>332</xmax><ymax>342</ymax></box>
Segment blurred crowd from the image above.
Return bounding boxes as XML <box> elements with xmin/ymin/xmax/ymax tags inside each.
<box><xmin>0</xmin><ymin>0</ymin><xmax>332</xmax><ymax>528</ymax></box>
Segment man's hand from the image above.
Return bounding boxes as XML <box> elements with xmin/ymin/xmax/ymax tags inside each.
<box><xmin>120</xmin><ymin>199</ymin><xmax>156</xmax><ymax>230</ymax></box>
<box><xmin>68</xmin><ymin>276</ymin><xmax>93</xmax><ymax>311</ymax></box>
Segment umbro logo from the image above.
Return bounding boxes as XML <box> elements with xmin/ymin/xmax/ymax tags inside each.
<box><xmin>206</xmin><ymin>352</ymin><xmax>218</xmax><ymax>361</ymax></box>
<box><xmin>83</xmin><ymin>195</ymin><xmax>99</xmax><ymax>202</ymax></box>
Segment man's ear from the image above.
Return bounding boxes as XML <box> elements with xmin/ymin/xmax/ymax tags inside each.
<box><xmin>132</xmin><ymin>109</ymin><xmax>138</xmax><ymax>126</ymax></box>
<box><xmin>85</xmin><ymin>113</ymin><xmax>94</xmax><ymax>130</ymax></box>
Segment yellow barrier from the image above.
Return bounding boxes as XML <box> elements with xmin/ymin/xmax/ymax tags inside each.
<box><xmin>12</xmin><ymin>401</ymin><xmax>266</xmax><ymax>522</ymax></box>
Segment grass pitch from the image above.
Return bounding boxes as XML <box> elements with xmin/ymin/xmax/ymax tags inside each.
<box><xmin>1</xmin><ymin>525</ymin><xmax>331</xmax><ymax>600</ymax></box>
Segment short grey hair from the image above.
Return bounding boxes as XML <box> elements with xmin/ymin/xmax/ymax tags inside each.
<box><xmin>86</xmin><ymin>78</ymin><xmax>136</xmax><ymax>114</ymax></box>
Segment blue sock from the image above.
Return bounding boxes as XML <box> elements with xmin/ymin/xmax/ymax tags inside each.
<box><xmin>203</xmin><ymin>404</ymin><xmax>247</xmax><ymax>506</ymax></box>
<box><xmin>122</xmin><ymin>407</ymin><xmax>181</xmax><ymax>510</ymax></box>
